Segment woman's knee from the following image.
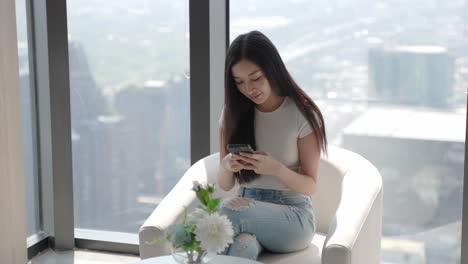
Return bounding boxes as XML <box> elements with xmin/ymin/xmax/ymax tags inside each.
<box><xmin>220</xmin><ymin>197</ymin><xmax>256</xmax><ymax>219</ymax></box>
<box><xmin>219</xmin><ymin>197</ymin><xmax>256</xmax><ymax>233</ymax></box>
<box><xmin>227</xmin><ymin>233</ymin><xmax>262</xmax><ymax>260</ymax></box>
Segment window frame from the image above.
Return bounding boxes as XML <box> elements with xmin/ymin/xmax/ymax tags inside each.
<box><xmin>24</xmin><ymin>0</ymin><xmax>229</xmax><ymax>259</ymax></box>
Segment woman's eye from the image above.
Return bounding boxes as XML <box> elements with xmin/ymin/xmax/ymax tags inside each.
<box><xmin>235</xmin><ymin>81</ymin><xmax>243</xmax><ymax>85</ymax></box>
<box><xmin>252</xmin><ymin>76</ymin><xmax>263</xmax><ymax>82</ymax></box>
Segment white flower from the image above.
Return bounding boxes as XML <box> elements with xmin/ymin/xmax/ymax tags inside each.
<box><xmin>194</xmin><ymin>212</ymin><xmax>234</xmax><ymax>253</ymax></box>
<box><xmin>186</xmin><ymin>208</ymin><xmax>208</xmax><ymax>225</ymax></box>
<box><xmin>192</xmin><ymin>180</ymin><xmax>202</xmax><ymax>192</ymax></box>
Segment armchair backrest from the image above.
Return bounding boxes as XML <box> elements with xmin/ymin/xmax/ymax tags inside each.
<box><xmin>313</xmin><ymin>146</ymin><xmax>346</xmax><ymax>234</ymax></box>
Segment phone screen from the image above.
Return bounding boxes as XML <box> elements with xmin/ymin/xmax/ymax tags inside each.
<box><xmin>226</xmin><ymin>144</ymin><xmax>254</xmax><ymax>154</ymax></box>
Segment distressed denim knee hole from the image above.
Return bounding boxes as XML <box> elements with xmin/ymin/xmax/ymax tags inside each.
<box><xmin>228</xmin><ymin>233</ymin><xmax>261</xmax><ymax>260</ymax></box>
<box><xmin>235</xmin><ymin>233</ymin><xmax>257</xmax><ymax>249</ymax></box>
<box><xmin>222</xmin><ymin>197</ymin><xmax>255</xmax><ymax>211</ymax></box>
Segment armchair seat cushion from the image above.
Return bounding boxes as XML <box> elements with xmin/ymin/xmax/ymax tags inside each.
<box><xmin>258</xmin><ymin>232</ymin><xmax>326</xmax><ymax>264</ymax></box>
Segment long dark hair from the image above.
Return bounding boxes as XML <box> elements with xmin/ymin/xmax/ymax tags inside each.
<box><xmin>223</xmin><ymin>30</ymin><xmax>327</xmax><ymax>184</ymax></box>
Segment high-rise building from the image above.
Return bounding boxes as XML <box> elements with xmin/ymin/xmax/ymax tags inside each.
<box><xmin>342</xmin><ymin>106</ymin><xmax>464</xmax><ymax>263</ymax></box>
<box><xmin>68</xmin><ymin>40</ymin><xmax>191</xmax><ymax>233</ymax></box>
<box><xmin>69</xmin><ymin>41</ymin><xmax>142</xmax><ymax>232</ymax></box>
<box><xmin>368</xmin><ymin>46</ymin><xmax>454</xmax><ymax>108</ymax></box>
<box><xmin>69</xmin><ymin>42</ymin><xmax>108</xmax><ymax>121</ymax></box>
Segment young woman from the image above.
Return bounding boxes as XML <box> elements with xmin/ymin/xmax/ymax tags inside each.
<box><xmin>217</xmin><ymin>30</ymin><xmax>327</xmax><ymax>260</ymax></box>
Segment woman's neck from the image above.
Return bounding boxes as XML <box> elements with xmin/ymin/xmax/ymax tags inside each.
<box><xmin>256</xmin><ymin>95</ymin><xmax>285</xmax><ymax>112</ymax></box>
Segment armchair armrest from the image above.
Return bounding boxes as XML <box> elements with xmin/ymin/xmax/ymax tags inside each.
<box><xmin>138</xmin><ymin>159</ymin><xmax>212</xmax><ymax>259</ymax></box>
<box><xmin>322</xmin><ymin>151</ymin><xmax>383</xmax><ymax>264</ymax></box>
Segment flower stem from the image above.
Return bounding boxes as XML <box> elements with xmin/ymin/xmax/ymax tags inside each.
<box><xmin>195</xmin><ymin>250</ymin><xmax>206</xmax><ymax>263</ymax></box>
<box><xmin>187</xmin><ymin>251</ymin><xmax>194</xmax><ymax>263</ymax></box>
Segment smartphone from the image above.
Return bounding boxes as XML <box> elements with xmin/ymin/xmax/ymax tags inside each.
<box><xmin>226</xmin><ymin>144</ymin><xmax>255</xmax><ymax>154</ymax></box>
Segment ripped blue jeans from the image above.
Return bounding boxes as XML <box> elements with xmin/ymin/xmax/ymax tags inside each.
<box><xmin>219</xmin><ymin>187</ymin><xmax>316</xmax><ymax>260</ymax></box>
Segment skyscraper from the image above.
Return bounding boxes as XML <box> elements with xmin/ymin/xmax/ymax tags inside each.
<box><xmin>368</xmin><ymin>45</ymin><xmax>454</xmax><ymax>108</ymax></box>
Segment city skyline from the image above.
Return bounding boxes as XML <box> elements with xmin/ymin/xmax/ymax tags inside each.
<box><xmin>15</xmin><ymin>1</ymin><xmax>467</xmax><ymax>263</ymax></box>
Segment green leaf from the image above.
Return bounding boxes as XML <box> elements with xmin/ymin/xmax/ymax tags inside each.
<box><xmin>202</xmin><ymin>191</ymin><xmax>210</xmax><ymax>205</ymax></box>
<box><xmin>207</xmin><ymin>184</ymin><xmax>215</xmax><ymax>194</ymax></box>
<box><xmin>196</xmin><ymin>189</ymin><xmax>210</xmax><ymax>206</ymax></box>
<box><xmin>207</xmin><ymin>198</ymin><xmax>220</xmax><ymax>212</ymax></box>
<box><xmin>184</xmin><ymin>224</ymin><xmax>196</xmax><ymax>235</ymax></box>
<box><xmin>183</xmin><ymin>240</ymin><xmax>201</xmax><ymax>252</ymax></box>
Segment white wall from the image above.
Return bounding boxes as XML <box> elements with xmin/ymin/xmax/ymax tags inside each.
<box><xmin>0</xmin><ymin>0</ymin><xmax>28</xmax><ymax>263</ymax></box>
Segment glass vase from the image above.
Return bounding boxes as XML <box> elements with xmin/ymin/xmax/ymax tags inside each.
<box><xmin>171</xmin><ymin>247</ymin><xmax>215</xmax><ymax>264</ymax></box>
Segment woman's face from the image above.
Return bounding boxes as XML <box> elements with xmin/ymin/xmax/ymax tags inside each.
<box><xmin>231</xmin><ymin>59</ymin><xmax>275</xmax><ymax>105</ymax></box>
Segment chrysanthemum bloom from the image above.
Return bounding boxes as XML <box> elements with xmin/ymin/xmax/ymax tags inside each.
<box><xmin>187</xmin><ymin>208</ymin><xmax>209</xmax><ymax>225</ymax></box>
<box><xmin>194</xmin><ymin>212</ymin><xmax>234</xmax><ymax>253</ymax></box>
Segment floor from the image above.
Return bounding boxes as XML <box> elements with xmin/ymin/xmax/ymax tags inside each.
<box><xmin>28</xmin><ymin>248</ymin><xmax>140</xmax><ymax>264</ymax></box>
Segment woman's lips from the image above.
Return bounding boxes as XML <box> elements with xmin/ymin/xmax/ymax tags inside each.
<box><xmin>251</xmin><ymin>93</ymin><xmax>262</xmax><ymax>100</ymax></box>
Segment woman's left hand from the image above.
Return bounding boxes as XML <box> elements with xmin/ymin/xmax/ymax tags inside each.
<box><xmin>237</xmin><ymin>150</ymin><xmax>284</xmax><ymax>176</ymax></box>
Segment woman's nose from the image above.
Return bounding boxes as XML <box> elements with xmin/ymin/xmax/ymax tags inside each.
<box><xmin>245</xmin><ymin>82</ymin><xmax>256</xmax><ymax>93</ymax></box>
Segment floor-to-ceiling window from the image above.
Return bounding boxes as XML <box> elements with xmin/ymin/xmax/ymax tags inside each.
<box><xmin>66</xmin><ymin>0</ymin><xmax>191</xmax><ymax>234</ymax></box>
<box><xmin>231</xmin><ymin>1</ymin><xmax>466</xmax><ymax>263</ymax></box>
<box><xmin>15</xmin><ymin>0</ymin><xmax>41</xmax><ymax>240</ymax></box>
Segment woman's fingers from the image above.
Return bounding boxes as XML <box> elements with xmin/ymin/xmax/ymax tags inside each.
<box><xmin>241</xmin><ymin>164</ymin><xmax>256</xmax><ymax>170</ymax></box>
<box><xmin>231</xmin><ymin>159</ymin><xmax>256</xmax><ymax>171</ymax></box>
<box><xmin>254</xmin><ymin>150</ymin><xmax>268</xmax><ymax>155</ymax></box>
<box><xmin>232</xmin><ymin>160</ymin><xmax>249</xmax><ymax>172</ymax></box>
<box><xmin>232</xmin><ymin>154</ymin><xmax>255</xmax><ymax>166</ymax></box>
<box><xmin>235</xmin><ymin>153</ymin><xmax>257</xmax><ymax>164</ymax></box>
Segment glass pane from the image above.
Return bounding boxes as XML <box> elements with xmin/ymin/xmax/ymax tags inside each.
<box><xmin>231</xmin><ymin>1</ymin><xmax>465</xmax><ymax>263</ymax></box>
<box><xmin>15</xmin><ymin>0</ymin><xmax>41</xmax><ymax>237</ymax></box>
<box><xmin>67</xmin><ymin>0</ymin><xmax>190</xmax><ymax>233</ymax></box>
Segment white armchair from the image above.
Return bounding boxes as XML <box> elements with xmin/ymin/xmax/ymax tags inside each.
<box><xmin>138</xmin><ymin>146</ymin><xmax>383</xmax><ymax>264</ymax></box>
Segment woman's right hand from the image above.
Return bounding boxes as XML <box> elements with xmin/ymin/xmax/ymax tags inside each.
<box><xmin>221</xmin><ymin>153</ymin><xmax>244</xmax><ymax>173</ymax></box>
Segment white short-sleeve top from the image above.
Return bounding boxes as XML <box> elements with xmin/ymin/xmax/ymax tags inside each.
<box><xmin>220</xmin><ymin>96</ymin><xmax>314</xmax><ymax>191</ymax></box>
